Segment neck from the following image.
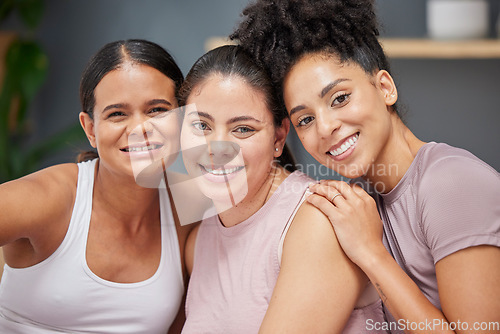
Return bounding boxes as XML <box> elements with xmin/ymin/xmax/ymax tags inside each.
<box><xmin>92</xmin><ymin>161</ymin><xmax>161</xmax><ymax>232</ymax></box>
<box><xmin>364</xmin><ymin>114</ymin><xmax>426</xmax><ymax>194</ymax></box>
<box><xmin>218</xmin><ymin>164</ymin><xmax>289</xmax><ymax>228</ymax></box>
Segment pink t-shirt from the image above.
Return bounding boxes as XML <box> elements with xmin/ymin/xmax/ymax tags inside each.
<box><xmin>360</xmin><ymin>142</ymin><xmax>500</xmax><ymax>332</ymax></box>
<box><xmin>183</xmin><ymin>171</ymin><xmax>388</xmax><ymax>334</ymax></box>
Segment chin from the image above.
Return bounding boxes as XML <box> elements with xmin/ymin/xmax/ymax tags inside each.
<box><xmin>198</xmin><ymin>177</ymin><xmax>248</xmax><ymax>213</ymax></box>
<box><xmin>329</xmin><ymin>161</ymin><xmax>364</xmax><ymax>180</ymax></box>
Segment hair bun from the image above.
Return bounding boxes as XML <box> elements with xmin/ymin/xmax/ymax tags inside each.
<box><xmin>232</xmin><ymin>0</ymin><xmax>381</xmax><ymax>87</ymax></box>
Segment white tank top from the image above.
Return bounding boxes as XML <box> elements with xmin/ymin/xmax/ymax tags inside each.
<box><xmin>0</xmin><ymin>159</ymin><xmax>184</xmax><ymax>333</ymax></box>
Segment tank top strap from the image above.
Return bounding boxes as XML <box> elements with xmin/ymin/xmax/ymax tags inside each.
<box><xmin>47</xmin><ymin>159</ymin><xmax>97</xmax><ymax>261</ymax></box>
<box><xmin>159</xmin><ymin>185</ymin><xmax>183</xmax><ymax>285</ymax></box>
<box><xmin>275</xmin><ymin>171</ymin><xmax>316</xmax><ymax>264</ymax></box>
<box><xmin>277</xmin><ymin>192</ymin><xmax>307</xmax><ymax>264</ymax></box>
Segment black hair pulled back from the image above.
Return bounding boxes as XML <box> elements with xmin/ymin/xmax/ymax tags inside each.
<box><xmin>179</xmin><ymin>45</ymin><xmax>296</xmax><ymax>172</ymax></box>
<box><xmin>77</xmin><ymin>39</ymin><xmax>183</xmax><ymax>162</ymax></box>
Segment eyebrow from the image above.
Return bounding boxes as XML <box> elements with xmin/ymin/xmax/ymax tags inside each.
<box><xmin>147</xmin><ymin>99</ymin><xmax>173</xmax><ymax>107</ymax></box>
<box><xmin>103</xmin><ymin>103</ymin><xmax>128</xmax><ymax>113</ymax></box>
<box><xmin>187</xmin><ymin>111</ymin><xmax>261</xmax><ymax>124</ymax></box>
<box><xmin>289</xmin><ymin>105</ymin><xmax>306</xmax><ymax>117</ymax></box>
<box><xmin>102</xmin><ymin>99</ymin><xmax>173</xmax><ymax>113</ymax></box>
<box><xmin>320</xmin><ymin>78</ymin><xmax>350</xmax><ymax>98</ymax></box>
<box><xmin>187</xmin><ymin>111</ymin><xmax>214</xmax><ymax>122</ymax></box>
<box><xmin>289</xmin><ymin>78</ymin><xmax>351</xmax><ymax>117</ymax></box>
<box><xmin>227</xmin><ymin>115</ymin><xmax>261</xmax><ymax>124</ymax></box>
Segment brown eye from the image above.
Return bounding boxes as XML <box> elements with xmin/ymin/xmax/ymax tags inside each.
<box><xmin>297</xmin><ymin>116</ymin><xmax>314</xmax><ymax>127</ymax></box>
<box><xmin>149</xmin><ymin>107</ymin><xmax>169</xmax><ymax>114</ymax></box>
<box><xmin>108</xmin><ymin>111</ymin><xmax>125</xmax><ymax>118</ymax></box>
<box><xmin>331</xmin><ymin>93</ymin><xmax>350</xmax><ymax>107</ymax></box>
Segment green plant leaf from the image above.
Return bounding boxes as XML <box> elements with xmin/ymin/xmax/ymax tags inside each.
<box><xmin>16</xmin><ymin>0</ymin><xmax>44</xmax><ymax>30</ymax></box>
<box><xmin>2</xmin><ymin>39</ymin><xmax>48</xmax><ymax>132</ymax></box>
<box><xmin>4</xmin><ymin>39</ymin><xmax>23</xmax><ymax>91</ymax></box>
<box><xmin>0</xmin><ymin>41</ymin><xmax>19</xmax><ymax>178</ymax></box>
<box><xmin>7</xmin><ymin>143</ymin><xmax>24</xmax><ymax>179</ymax></box>
<box><xmin>21</xmin><ymin>122</ymin><xmax>87</xmax><ymax>174</ymax></box>
<box><xmin>0</xmin><ymin>0</ymin><xmax>15</xmax><ymax>22</ymax></box>
<box><xmin>17</xmin><ymin>41</ymin><xmax>48</xmax><ymax>104</ymax></box>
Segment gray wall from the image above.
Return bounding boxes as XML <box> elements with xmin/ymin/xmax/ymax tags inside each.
<box><xmin>2</xmin><ymin>0</ymin><xmax>499</xmax><ymax>178</ymax></box>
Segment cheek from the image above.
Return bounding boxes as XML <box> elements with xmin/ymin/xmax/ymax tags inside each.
<box><xmin>180</xmin><ymin>123</ymin><xmax>200</xmax><ymax>150</ymax></box>
<box><xmin>180</xmin><ymin>133</ymin><xmax>208</xmax><ymax>168</ymax></box>
<box><xmin>95</xmin><ymin>123</ymin><xmax>118</xmax><ymax>143</ymax></box>
<box><xmin>162</xmin><ymin>124</ymin><xmax>180</xmax><ymax>147</ymax></box>
<box><xmin>240</xmin><ymin>139</ymin><xmax>273</xmax><ymax>170</ymax></box>
<box><xmin>298</xmin><ymin>131</ymin><xmax>318</xmax><ymax>153</ymax></box>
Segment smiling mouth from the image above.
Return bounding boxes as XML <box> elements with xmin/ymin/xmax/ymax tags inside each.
<box><xmin>200</xmin><ymin>165</ymin><xmax>245</xmax><ymax>176</ymax></box>
<box><xmin>327</xmin><ymin>132</ymin><xmax>359</xmax><ymax>157</ymax></box>
<box><xmin>121</xmin><ymin>144</ymin><xmax>162</xmax><ymax>152</ymax></box>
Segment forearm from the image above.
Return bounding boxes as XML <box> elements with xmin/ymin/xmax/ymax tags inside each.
<box><xmin>362</xmin><ymin>248</ymin><xmax>454</xmax><ymax>334</ymax></box>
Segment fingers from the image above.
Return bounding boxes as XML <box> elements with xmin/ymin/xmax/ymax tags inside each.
<box><xmin>306</xmin><ymin>179</ymin><xmax>377</xmax><ymax>221</ymax></box>
<box><xmin>311</xmin><ymin>180</ymin><xmax>358</xmax><ymax>202</ymax></box>
<box><xmin>305</xmin><ymin>192</ymin><xmax>340</xmax><ymax>225</ymax></box>
<box><xmin>350</xmin><ymin>183</ymin><xmax>373</xmax><ymax>201</ymax></box>
<box><xmin>309</xmin><ymin>182</ymin><xmax>342</xmax><ymax>201</ymax></box>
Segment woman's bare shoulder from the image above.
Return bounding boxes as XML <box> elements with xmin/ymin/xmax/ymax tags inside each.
<box><xmin>3</xmin><ymin>163</ymin><xmax>78</xmax><ymax>193</ymax></box>
<box><xmin>0</xmin><ymin>163</ymin><xmax>80</xmax><ymax>246</ymax></box>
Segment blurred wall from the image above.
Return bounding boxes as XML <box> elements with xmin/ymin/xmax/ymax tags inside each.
<box><xmin>1</xmin><ymin>0</ymin><xmax>499</xmax><ymax>178</ymax></box>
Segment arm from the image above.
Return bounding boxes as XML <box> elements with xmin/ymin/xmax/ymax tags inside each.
<box><xmin>259</xmin><ymin>201</ymin><xmax>366</xmax><ymax>334</ymax></box>
<box><xmin>0</xmin><ymin>164</ymin><xmax>77</xmax><ymax>266</ymax></box>
<box><xmin>308</xmin><ymin>179</ymin><xmax>500</xmax><ymax>334</ymax></box>
<box><xmin>436</xmin><ymin>245</ymin><xmax>500</xmax><ymax>333</ymax></box>
<box><xmin>168</xmin><ymin>294</ymin><xmax>187</xmax><ymax>334</ymax></box>
<box><xmin>362</xmin><ymin>240</ymin><xmax>500</xmax><ymax>334</ymax></box>
<box><xmin>184</xmin><ymin>224</ymin><xmax>200</xmax><ymax>277</ymax></box>
<box><xmin>167</xmin><ymin>223</ymin><xmax>200</xmax><ymax>333</ymax></box>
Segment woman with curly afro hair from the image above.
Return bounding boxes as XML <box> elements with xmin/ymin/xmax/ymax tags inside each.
<box><xmin>232</xmin><ymin>0</ymin><xmax>500</xmax><ymax>333</ymax></box>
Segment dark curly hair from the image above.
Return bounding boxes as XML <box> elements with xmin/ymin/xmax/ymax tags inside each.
<box><xmin>231</xmin><ymin>0</ymin><xmax>399</xmax><ymax>115</ymax></box>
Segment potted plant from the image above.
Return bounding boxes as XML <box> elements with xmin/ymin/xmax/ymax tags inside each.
<box><xmin>0</xmin><ymin>0</ymin><xmax>85</xmax><ymax>183</ymax></box>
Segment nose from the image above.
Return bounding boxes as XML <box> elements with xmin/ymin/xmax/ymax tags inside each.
<box><xmin>316</xmin><ymin>109</ymin><xmax>341</xmax><ymax>138</ymax></box>
<box><xmin>208</xmin><ymin>140</ymin><xmax>240</xmax><ymax>166</ymax></box>
<box><xmin>128</xmin><ymin>114</ymin><xmax>154</xmax><ymax>140</ymax></box>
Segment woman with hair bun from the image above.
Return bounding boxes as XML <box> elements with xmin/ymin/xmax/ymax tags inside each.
<box><xmin>180</xmin><ymin>45</ymin><xmax>388</xmax><ymax>334</ymax></box>
<box><xmin>232</xmin><ymin>1</ymin><xmax>500</xmax><ymax>333</ymax></box>
<box><xmin>0</xmin><ymin>39</ymin><xmax>190</xmax><ymax>333</ymax></box>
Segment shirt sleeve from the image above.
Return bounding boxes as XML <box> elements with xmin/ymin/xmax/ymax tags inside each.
<box><xmin>417</xmin><ymin>155</ymin><xmax>500</xmax><ymax>264</ymax></box>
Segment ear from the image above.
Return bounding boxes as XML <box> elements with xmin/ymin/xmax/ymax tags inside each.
<box><xmin>274</xmin><ymin>118</ymin><xmax>290</xmax><ymax>158</ymax></box>
<box><xmin>376</xmin><ymin>70</ymin><xmax>398</xmax><ymax>107</ymax></box>
<box><xmin>79</xmin><ymin>112</ymin><xmax>97</xmax><ymax>148</ymax></box>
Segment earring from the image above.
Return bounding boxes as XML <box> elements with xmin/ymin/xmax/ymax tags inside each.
<box><xmin>275</xmin><ymin>148</ymin><xmax>279</xmax><ymax>152</ymax></box>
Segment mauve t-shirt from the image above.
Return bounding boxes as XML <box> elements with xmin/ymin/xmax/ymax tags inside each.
<box><xmin>359</xmin><ymin>142</ymin><xmax>500</xmax><ymax>332</ymax></box>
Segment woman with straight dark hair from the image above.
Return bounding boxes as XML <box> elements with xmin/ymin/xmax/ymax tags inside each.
<box><xmin>180</xmin><ymin>45</ymin><xmax>387</xmax><ymax>333</ymax></box>
<box><xmin>0</xmin><ymin>39</ymin><xmax>191</xmax><ymax>333</ymax></box>
<box><xmin>232</xmin><ymin>1</ymin><xmax>500</xmax><ymax>333</ymax></box>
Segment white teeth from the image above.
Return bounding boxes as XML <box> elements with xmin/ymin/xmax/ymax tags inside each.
<box><xmin>203</xmin><ymin>166</ymin><xmax>243</xmax><ymax>175</ymax></box>
<box><xmin>125</xmin><ymin>144</ymin><xmax>160</xmax><ymax>152</ymax></box>
<box><xmin>328</xmin><ymin>133</ymin><xmax>359</xmax><ymax>157</ymax></box>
